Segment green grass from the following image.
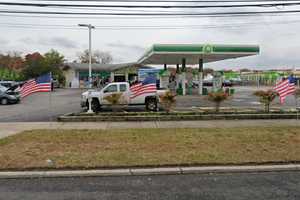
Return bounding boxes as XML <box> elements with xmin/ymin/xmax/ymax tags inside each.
<box><xmin>0</xmin><ymin>127</ymin><xmax>299</xmax><ymax>170</ymax></box>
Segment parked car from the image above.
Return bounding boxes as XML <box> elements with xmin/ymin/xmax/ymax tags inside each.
<box><xmin>81</xmin><ymin>82</ymin><xmax>167</xmax><ymax>112</ymax></box>
<box><xmin>192</xmin><ymin>80</ymin><xmax>233</xmax><ymax>88</ymax></box>
<box><xmin>223</xmin><ymin>80</ymin><xmax>233</xmax><ymax>87</ymax></box>
<box><xmin>0</xmin><ymin>80</ymin><xmax>18</xmax><ymax>88</ymax></box>
<box><xmin>0</xmin><ymin>84</ymin><xmax>21</xmax><ymax>105</ymax></box>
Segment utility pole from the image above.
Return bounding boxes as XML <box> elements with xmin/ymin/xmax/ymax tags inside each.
<box><xmin>78</xmin><ymin>24</ymin><xmax>95</xmax><ymax>89</ymax></box>
<box><xmin>79</xmin><ymin>24</ymin><xmax>95</xmax><ymax>113</ymax></box>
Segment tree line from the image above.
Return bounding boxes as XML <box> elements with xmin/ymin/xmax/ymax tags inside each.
<box><xmin>0</xmin><ymin>49</ymin><xmax>113</xmax><ymax>85</ymax></box>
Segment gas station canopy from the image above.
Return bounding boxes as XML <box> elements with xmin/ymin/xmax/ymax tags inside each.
<box><xmin>138</xmin><ymin>44</ymin><xmax>260</xmax><ymax>65</ymax></box>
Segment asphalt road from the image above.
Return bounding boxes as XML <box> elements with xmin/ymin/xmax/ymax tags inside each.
<box><xmin>0</xmin><ymin>86</ymin><xmax>298</xmax><ymax>122</ymax></box>
<box><xmin>0</xmin><ymin>89</ymin><xmax>83</xmax><ymax>122</ymax></box>
<box><xmin>0</xmin><ymin>172</ymin><xmax>299</xmax><ymax>200</ymax></box>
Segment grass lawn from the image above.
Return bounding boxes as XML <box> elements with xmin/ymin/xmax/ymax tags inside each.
<box><xmin>0</xmin><ymin>127</ymin><xmax>299</xmax><ymax>170</ymax></box>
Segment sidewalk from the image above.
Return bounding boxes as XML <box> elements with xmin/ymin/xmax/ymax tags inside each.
<box><xmin>0</xmin><ymin>164</ymin><xmax>299</xmax><ymax>179</ymax></box>
<box><xmin>1</xmin><ymin>119</ymin><xmax>300</xmax><ymax>139</ymax></box>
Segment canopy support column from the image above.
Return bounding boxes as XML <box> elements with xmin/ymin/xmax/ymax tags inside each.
<box><xmin>182</xmin><ymin>58</ymin><xmax>186</xmax><ymax>95</ymax></box>
<box><xmin>176</xmin><ymin>64</ymin><xmax>180</xmax><ymax>73</ymax></box>
<box><xmin>198</xmin><ymin>59</ymin><xmax>203</xmax><ymax>95</ymax></box>
<box><xmin>110</xmin><ymin>72</ymin><xmax>114</xmax><ymax>82</ymax></box>
<box><xmin>164</xmin><ymin>64</ymin><xmax>167</xmax><ymax>71</ymax></box>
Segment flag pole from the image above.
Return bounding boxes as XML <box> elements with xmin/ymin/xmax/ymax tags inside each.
<box><xmin>49</xmin><ymin>72</ymin><xmax>53</xmax><ymax>124</ymax></box>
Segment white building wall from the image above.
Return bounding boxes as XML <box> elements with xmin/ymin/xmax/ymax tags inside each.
<box><xmin>64</xmin><ymin>69</ymin><xmax>78</xmax><ymax>88</ymax></box>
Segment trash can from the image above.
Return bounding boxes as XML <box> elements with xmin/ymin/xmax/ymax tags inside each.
<box><xmin>187</xmin><ymin>85</ymin><xmax>193</xmax><ymax>95</ymax></box>
<box><xmin>229</xmin><ymin>88</ymin><xmax>235</xmax><ymax>95</ymax></box>
<box><xmin>202</xmin><ymin>87</ymin><xmax>208</xmax><ymax>95</ymax></box>
<box><xmin>177</xmin><ymin>87</ymin><xmax>183</xmax><ymax>95</ymax></box>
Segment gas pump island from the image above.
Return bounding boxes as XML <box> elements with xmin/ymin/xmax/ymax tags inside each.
<box><xmin>137</xmin><ymin>44</ymin><xmax>259</xmax><ymax>95</ymax></box>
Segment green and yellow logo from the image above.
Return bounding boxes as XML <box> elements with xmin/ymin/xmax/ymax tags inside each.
<box><xmin>203</xmin><ymin>44</ymin><xmax>213</xmax><ymax>53</ymax></box>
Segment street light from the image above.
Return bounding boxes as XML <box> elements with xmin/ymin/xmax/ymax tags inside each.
<box><xmin>78</xmin><ymin>24</ymin><xmax>95</xmax><ymax>89</ymax></box>
<box><xmin>79</xmin><ymin>24</ymin><xmax>95</xmax><ymax>113</ymax></box>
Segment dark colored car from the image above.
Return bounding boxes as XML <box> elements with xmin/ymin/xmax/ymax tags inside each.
<box><xmin>0</xmin><ymin>85</ymin><xmax>21</xmax><ymax>105</ymax></box>
<box><xmin>222</xmin><ymin>80</ymin><xmax>233</xmax><ymax>87</ymax></box>
<box><xmin>193</xmin><ymin>80</ymin><xmax>233</xmax><ymax>88</ymax></box>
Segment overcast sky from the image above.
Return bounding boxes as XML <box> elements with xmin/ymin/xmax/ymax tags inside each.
<box><xmin>1</xmin><ymin>0</ymin><xmax>300</xmax><ymax>70</ymax></box>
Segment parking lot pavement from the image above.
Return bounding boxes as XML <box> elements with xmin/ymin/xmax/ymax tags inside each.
<box><xmin>0</xmin><ymin>87</ymin><xmax>298</xmax><ymax>122</ymax></box>
<box><xmin>177</xmin><ymin>86</ymin><xmax>297</xmax><ymax>109</ymax></box>
<box><xmin>0</xmin><ymin>89</ymin><xmax>84</xmax><ymax>122</ymax></box>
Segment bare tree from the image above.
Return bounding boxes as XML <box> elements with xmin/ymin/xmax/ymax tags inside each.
<box><xmin>94</xmin><ymin>50</ymin><xmax>113</xmax><ymax>64</ymax></box>
<box><xmin>77</xmin><ymin>49</ymin><xmax>113</xmax><ymax>64</ymax></box>
<box><xmin>203</xmin><ymin>68</ymin><xmax>214</xmax><ymax>76</ymax></box>
<box><xmin>77</xmin><ymin>49</ymin><xmax>97</xmax><ymax>64</ymax></box>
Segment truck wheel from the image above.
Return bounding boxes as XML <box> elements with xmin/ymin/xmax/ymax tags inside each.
<box><xmin>146</xmin><ymin>98</ymin><xmax>157</xmax><ymax>111</ymax></box>
<box><xmin>0</xmin><ymin>98</ymin><xmax>8</xmax><ymax>105</ymax></box>
<box><xmin>86</xmin><ymin>99</ymin><xmax>101</xmax><ymax>112</ymax></box>
<box><xmin>91</xmin><ymin>99</ymin><xmax>101</xmax><ymax>112</ymax></box>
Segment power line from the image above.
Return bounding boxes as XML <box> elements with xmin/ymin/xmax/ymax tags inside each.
<box><xmin>2</xmin><ymin>1</ymin><xmax>300</xmax><ymax>8</ymax></box>
<box><xmin>1</xmin><ymin>12</ymin><xmax>299</xmax><ymax>19</ymax></box>
<box><xmin>29</xmin><ymin>0</ymin><xmax>300</xmax><ymax>2</ymax></box>
<box><xmin>0</xmin><ymin>19</ymin><xmax>299</xmax><ymax>29</ymax></box>
<box><xmin>2</xmin><ymin>9</ymin><xmax>300</xmax><ymax>16</ymax></box>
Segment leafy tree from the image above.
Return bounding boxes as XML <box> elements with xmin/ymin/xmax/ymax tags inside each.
<box><xmin>77</xmin><ymin>49</ymin><xmax>113</xmax><ymax>64</ymax></box>
<box><xmin>0</xmin><ymin>51</ymin><xmax>24</xmax><ymax>71</ymax></box>
<box><xmin>253</xmin><ymin>90</ymin><xmax>278</xmax><ymax>113</ymax></box>
<box><xmin>44</xmin><ymin>49</ymin><xmax>66</xmax><ymax>85</ymax></box>
<box><xmin>44</xmin><ymin>49</ymin><xmax>64</xmax><ymax>67</ymax></box>
<box><xmin>22</xmin><ymin>50</ymin><xmax>65</xmax><ymax>85</ymax></box>
<box><xmin>22</xmin><ymin>52</ymin><xmax>48</xmax><ymax>79</ymax></box>
<box><xmin>0</xmin><ymin>67</ymin><xmax>23</xmax><ymax>81</ymax></box>
<box><xmin>208</xmin><ymin>91</ymin><xmax>229</xmax><ymax>112</ymax></box>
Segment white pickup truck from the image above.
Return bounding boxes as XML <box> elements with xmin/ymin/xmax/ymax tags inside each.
<box><xmin>81</xmin><ymin>82</ymin><xmax>167</xmax><ymax>112</ymax></box>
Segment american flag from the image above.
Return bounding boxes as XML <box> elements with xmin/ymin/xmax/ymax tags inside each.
<box><xmin>20</xmin><ymin>73</ymin><xmax>52</xmax><ymax>98</ymax></box>
<box><xmin>274</xmin><ymin>76</ymin><xmax>296</xmax><ymax>104</ymax></box>
<box><xmin>130</xmin><ymin>75</ymin><xmax>157</xmax><ymax>99</ymax></box>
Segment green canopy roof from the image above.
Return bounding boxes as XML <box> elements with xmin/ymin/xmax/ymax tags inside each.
<box><xmin>138</xmin><ymin>44</ymin><xmax>259</xmax><ymax>65</ymax></box>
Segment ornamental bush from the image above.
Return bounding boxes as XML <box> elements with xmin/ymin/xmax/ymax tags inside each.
<box><xmin>253</xmin><ymin>90</ymin><xmax>278</xmax><ymax>113</ymax></box>
<box><xmin>208</xmin><ymin>91</ymin><xmax>229</xmax><ymax>112</ymax></box>
<box><xmin>159</xmin><ymin>91</ymin><xmax>176</xmax><ymax>113</ymax></box>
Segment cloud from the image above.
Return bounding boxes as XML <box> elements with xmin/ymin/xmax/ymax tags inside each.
<box><xmin>18</xmin><ymin>37</ymin><xmax>35</xmax><ymax>45</ymax></box>
<box><xmin>38</xmin><ymin>37</ymin><xmax>78</xmax><ymax>49</ymax></box>
<box><xmin>106</xmin><ymin>41</ymin><xmax>146</xmax><ymax>52</ymax></box>
<box><xmin>0</xmin><ymin>38</ymin><xmax>9</xmax><ymax>45</ymax></box>
<box><xmin>19</xmin><ymin>36</ymin><xmax>78</xmax><ymax>49</ymax></box>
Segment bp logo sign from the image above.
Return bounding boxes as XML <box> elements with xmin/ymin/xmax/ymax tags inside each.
<box><xmin>203</xmin><ymin>44</ymin><xmax>213</xmax><ymax>53</ymax></box>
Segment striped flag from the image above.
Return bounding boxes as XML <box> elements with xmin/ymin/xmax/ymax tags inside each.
<box><xmin>130</xmin><ymin>75</ymin><xmax>157</xmax><ymax>99</ymax></box>
<box><xmin>20</xmin><ymin>73</ymin><xmax>52</xmax><ymax>98</ymax></box>
<box><xmin>274</xmin><ymin>76</ymin><xmax>296</xmax><ymax>104</ymax></box>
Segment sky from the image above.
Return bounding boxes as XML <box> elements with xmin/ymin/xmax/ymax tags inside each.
<box><xmin>1</xmin><ymin>0</ymin><xmax>300</xmax><ymax>70</ymax></box>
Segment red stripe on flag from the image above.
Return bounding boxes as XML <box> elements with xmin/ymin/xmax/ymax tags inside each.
<box><xmin>273</xmin><ymin>80</ymin><xmax>295</xmax><ymax>104</ymax></box>
<box><xmin>130</xmin><ymin>83</ymin><xmax>156</xmax><ymax>99</ymax></box>
<box><xmin>21</xmin><ymin>82</ymin><xmax>51</xmax><ymax>98</ymax></box>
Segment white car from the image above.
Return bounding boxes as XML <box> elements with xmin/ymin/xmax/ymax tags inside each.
<box><xmin>81</xmin><ymin>82</ymin><xmax>167</xmax><ymax>112</ymax></box>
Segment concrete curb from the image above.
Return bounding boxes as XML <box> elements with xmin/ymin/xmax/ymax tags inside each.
<box><xmin>58</xmin><ymin>113</ymin><xmax>300</xmax><ymax>122</ymax></box>
<box><xmin>0</xmin><ymin>164</ymin><xmax>299</xmax><ymax>179</ymax></box>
